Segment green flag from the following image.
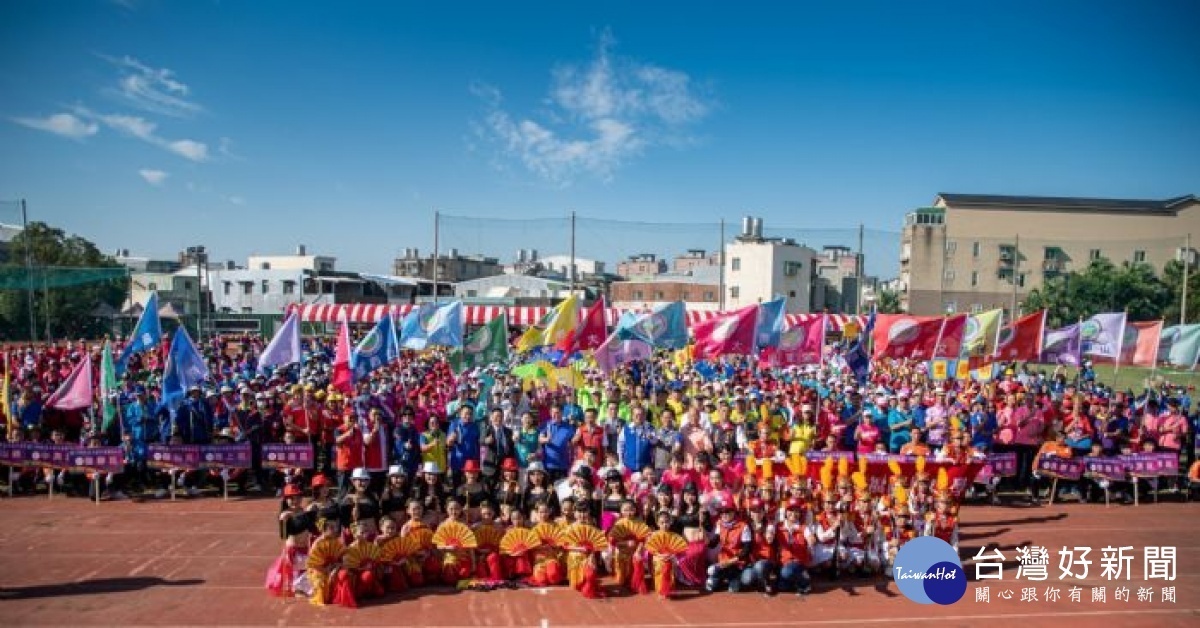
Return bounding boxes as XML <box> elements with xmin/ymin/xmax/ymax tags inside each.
<box><xmin>100</xmin><ymin>340</ymin><xmax>120</xmax><ymax>432</ymax></box>
<box><xmin>450</xmin><ymin>313</ymin><xmax>510</xmax><ymax>374</ymax></box>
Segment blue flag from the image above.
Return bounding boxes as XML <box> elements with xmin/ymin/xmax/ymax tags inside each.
<box><xmin>618</xmin><ymin>301</ymin><xmax>689</xmax><ymax>349</ymax></box>
<box><xmin>846</xmin><ymin>307</ymin><xmax>876</xmax><ymax>385</ymax></box>
<box><xmin>352</xmin><ymin>314</ymin><xmax>400</xmax><ymax>380</ymax></box>
<box><xmin>755</xmin><ymin>297</ymin><xmax>786</xmax><ymax>349</ymax></box>
<box><xmin>162</xmin><ymin>326</ymin><xmax>210</xmax><ymax>410</ymax></box>
<box><xmin>401</xmin><ymin>302</ymin><xmax>464</xmax><ymax>349</ymax></box>
<box><xmin>117</xmin><ymin>292</ymin><xmax>162</xmax><ymax>375</ymax></box>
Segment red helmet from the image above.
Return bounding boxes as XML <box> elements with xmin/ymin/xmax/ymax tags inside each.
<box><xmin>786</xmin><ymin>498</ymin><xmax>804</xmax><ymax>511</ymax></box>
<box><xmin>749</xmin><ymin>498</ymin><xmax>765</xmax><ymax>511</ymax></box>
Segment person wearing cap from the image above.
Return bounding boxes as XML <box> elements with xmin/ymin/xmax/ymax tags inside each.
<box><xmin>266</xmin><ymin>483</ymin><xmax>313</xmax><ymax>598</ymax></box>
<box><xmin>455</xmin><ymin>460</ymin><xmax>491</xmax><ymax>519</ymax></box>
<box><xmin>522</xmin><ymin>461</ymin><xmax>559</xmax><ymax>518</ymax></box>
<box><xmin>886</xmin><ymin>395</ymin><xmax>914</xmax><ymax>454</ymax></box>
<box><xmin>705</xmin><ymin>499</ymin><xmax>750</xmax><ymax>593</ymax></box>
<box><xmin>176</xmin><ymin>385</ymin><xmax>214</xmax><ymax>446</ymax></box>
<box><xmin>411</xmin><ymin>461</ymin><xmax>448</xmax><ymax>524</ymax></box>
<box><xmin>739</xmin><ymin>498</ymin><xmax>778</xmax><ymax>595</ymax></box>
<box><xmin>380</xmin><ymin>466</ymin><xmax>410</xmax><ymax>519</ymax></box>
<box><xmin>775</xmin><ymin>499</ymin><xmax>814</xmax><ymax>595</ymax></box>
<box><xmin>810</xmin><ymin>493</ymin><xmax>843</xmax><ymax>576</ymax></box>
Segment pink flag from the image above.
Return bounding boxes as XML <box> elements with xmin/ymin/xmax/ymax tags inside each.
<box><xmin>332</xmin><ymin>319</ymin><xmax>354</xmax><ymax>394</ymax></box>
<box><xmin>1120</xmin><ymin>320</ymin><xmax>1162</xmax><ymax>367</ymax></box>
<box><xmin>765</xmin><ymin>314</ymin><xmax>825</xmax><ymax>366</ymax></box>
<box><xmin>594</xmin><ymin>331</ymin><xmax>652</xmax><ymax>373</ymax></box>
<box><xmin>46</xmin><ymin>355</ymin><xmax>94</xmax><ymax>410</ymax></box>
<box><xmin>692</xmin><ymin>305</ymin><xmax>759</xmax><ymax>360</ymax></box>
<box><xmin>872</xmin><ymin>315</ymin><xmax>944</xmax><ymax>360</ymax></box>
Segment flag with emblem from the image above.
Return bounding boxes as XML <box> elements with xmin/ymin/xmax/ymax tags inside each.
<box><xmin>993</xmin><ymin>310</ymin><xmax>1046</xmax><ymax>361</ymax></box>
<box><xmin>450</xmin><ymin>312</ymin><xmax>509</xmax><ymax>373</ymax></box>
<box><xmin>1159</xmin><ymin>324</ymin><xmax>1200</xmax><ymax>367</ymax></box>
<box><xmin>100</xmin><ymin>340</ymin><xmax>120</xmax><ymax>432</ymax></box>
<box><xmin>594</xmin><ymin>330</ymin><xmax>653</xmax><ymax>374</ymax></box>
<box><xmin>117</xmin><ymin>292</ymin><xmax>162</xmax><ymax>375</ymax></box>
<box><xmin>1040</xmin><ymin>323</ymin><xmax>1082</xmax><ymax>366</ymax></box>
<box><xmin>401</xmin><ymin>301</ymin><xmax>464</xmax><ymax>350</ymax></box>
<box><xmin>161</xmin><ymin>326</ymin><xmax>209</xmax><ymax>410</ymax></box>
<box><xmin>755</xmin><ymin>297</ymin><xmax>786</xmax><ymax>349</ymax></box>
<box><xmin>764</xmin><ymin>313</ymin><xmax>825</xmax><ymax>366</ymax></box>
<box><xmin>352</xmin><ymin>313</ymin><xmax>400</xmax><ymax>380</ymax></box>
<box><xmin>557</xmin><ymin>297</ymin><xmax>607</xmax><ymax>354</ymax></box>
<box><xmin>616</xmin><ymin>301</ymin><xmax>689</xmax><ymax>350</ymax></box>
<box><xmin>1080</xmin><ymin>312</ymin><xmax>1127</xmax><ymax>361</ymax></box>
<box><xmin>517</xmin><ymin>294</ymin><xmax>579</xmax><ymax>352</ymax></box>
<box><xmin>692</xmin><ymin>304</ymin><xmax>759</xmax><ymax>360</ymax></box>
<box><xmin>960</xmin><ymin>309</ymin><xmax>1003</xmax><ymax>358</ymax></box>
<box><xmin>871</xmin><ymin>315</ymin><xmax>945</xmax><ymax>360</ymax></box>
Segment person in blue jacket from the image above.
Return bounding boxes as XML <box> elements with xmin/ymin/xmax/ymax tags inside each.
<box><xmin>539</xmin><ymin>404</ymin><xmax>576</xmax><ymax>483</ymax></box>
<box><xmin>619</xmin><ymin>405</ymin><xmax>656</xmax><ymax>474</ymax></box>
<box><xmin>447</xmin><ymin>404</ymin><xmax>481</xmax><ymax>483</ymax></box>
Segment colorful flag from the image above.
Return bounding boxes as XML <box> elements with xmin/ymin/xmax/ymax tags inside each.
<box><xmin>331</xmin><ymin>319</ymin><xmax>354</xmax><ymax>394</ymax></box>
<box><xmin>2</xmin><ymin>352</ymin><xmax>12</xmax><ymax>432</ymax></box>
<box><xmin>45</xmin><ymin>354</ymin><xmax>95</xmax><ymax>411</ymax></box>
<box><xmin>872</xmin><ymin>315</ymin><xmax>945</xmax><ymax>360</ymax></box>
<box><xmin>100</xmin><ymin>341</ymin><xmax>119</xmax><ymax>432</ymax></box>
<box><xmin>993</xmin><ymin>310</ymin><xmax>1046</xmax><ymax>361</ymax></box>
<box><xmin>693</xmin><ymin>304</ymin><xmax>759</xmax><ymax>359</ymax></box>
<box><xmin>258</xmin><ymin>312</ymin><xmax>302</xmax><ymax>373</ymax></box>
<box><xmin>1120</xmin><ymin>320</ymin><xmax>1162</xmax><ymax>367</ymax></box>
<box><xmin>450</xmin><ymin>312</ymin><xmax>510</xmax><ymax>373</ymax></box>
<box><xmin>766</xmin><ymin>314</ymin><xmax>825</xmax><ymax>366</ymax></box>
<box><xmin>161</xmin><ymin>326</ymin><xmax>210</xmax><ymax>410</ymax></box>
<box><xmin>557</xmin><ymin>297</ymin><xmax>607</xmax><ymax>353</ymax></box>
<box><xmin>1080</xmin><ymin>312</ymin><xmax>1127</xmax><ymax>360</ymax></box>
<box><xmin>594</xmin><ymin>331</ymin><xmax>653</xmax><ymax>373</ymax></box>
<box><xmin>755</xmin><ymin>297</ymin><xmax>787</xmax><ymax>349</ymax></box>
<box><xmin>1159</xmin><ymin>324</ymin><xmax>1200</xmax><ymax>367</ymax></box>
<box><xmin>961</xmin><ymin>309</ymin><xmax>1003</xmax><ymax>358</ymax></box>
<box><xmin>934</xmin><ymin>314</ymin><xmax>968</xmax><ymax>358</ymax></box>
<box><xmin>617</xmin><ymin>301</ymin><xmax>689</xmax><ymax>350</ymax></box>
<box><xmin>517</xmin><ymin>295</ymin><xmax>579</xmax><ymax>352</ymax></box>
<box><xmin>352</xmin><ymin>313</ymin><xmax>400</xmax><ymax>380</ymax></box>
<box><xmin>401</xmin><ymin>301</ymin><xmax>465</xmax><ymax>350</ymax></box>
<box><xmin>117</xmin><ymin>292</ymin><xmax>162</xmax><ymax>374</ymax></box>
<box><xmin>1040</xmin><ymin>323</ymin><xmax>1083</xmax><ymax>366</ymax></box>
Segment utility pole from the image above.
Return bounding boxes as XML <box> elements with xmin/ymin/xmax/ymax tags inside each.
<box><xmin>432</xmin><ymin>210</ymin><xmax>440</xmax><ymax>304</ymax></box>
<box><xmin>20</xmin><ymin>199</ymin><xmax>36</xmax><ymax>341</ymax></box>
<box><xmin>856</xmin><ymin>222</ymin><xmax>864</xmax><ymax>315</ymax></box>
<box><xmin>718</xmin><ymin>219</ymin><xmax>726</xmax><ymax>311</ymax></box>
<box><xmin>1182</xmin><ymin>233</ymin><xmax>1192</xmax><ymax>326</ymax></box>
<box><xmin>569</xmin><ymin>210</ymin><xmax>577</xmax><ymax>294</ymax></box>
<box><xmin>1010</xmin><ymin>233</ymin><xmax>1020</xmax><ymax>318</ymax></box>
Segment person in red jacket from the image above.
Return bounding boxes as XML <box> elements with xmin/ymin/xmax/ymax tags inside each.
<box><xmin>704</xmin><ymin>499</ymin><xmax>750</xmax><ymax>593</ymax></box>
<box><xmin>738</xmin><ymin>498</ymin><xmax>778</xmax><ymax>594</ymax></box>
<box><xmin>775</xmin><ymin>498</ymin><xmax>814</xmax><ymax>596</ymax></box>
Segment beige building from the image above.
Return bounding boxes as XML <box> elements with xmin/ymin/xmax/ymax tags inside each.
<box><xmin>900</xmin><ymin>193</ymin><xmax>1200</xmax><ymax>316</ymax></box>
<box><xmin>724</xmin><ymin>219</ymin><xmax>816</xmax><ymax>314</ymax></box>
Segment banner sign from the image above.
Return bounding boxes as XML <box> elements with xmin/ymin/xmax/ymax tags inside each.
<box><xmin>261</xmin><ymin>443</ymin><xmax>315</xmax><ymax>470</ymax></box>
<box><xmin>147</xmin><ymin>444</ymin><xmax>202</xmax><ymax>470</ymax></box>
<box><xmin>67</xmin><ymin>447</ymin><xmax>126</xmax><ymax>473</ymax></box>
<box><xmin>200</xmin><ymin>443</ymin><xmax>252</xmax><ymax>469</ymax></box>
<box><xmin>1120</xmin><ymin>453</ymin><xmax>1179</xmax><ymax>477</ymax></box>
<box><xmin>0</xmin><ymin>443</ymin><xmax>31</xmax><ymax>465</ymax></box>
<box><xmin>1084</xmin><ymin>457</ymin><xmax>1128</xmax><ymax>482</ymax></box>
<box><xmin>1036</xmin><ymin>456</ymin><xmax>1085</xmax><ymax>480</ymax></box>
<box><xmin>985</xmin><ymin>452</ymin><xmax>1018</xmax><ymax>477</ymax></box>
<box><xmin>26</xmin><ymin>443</ymin><xmax>72</xmax><ymax>468</ymax></box>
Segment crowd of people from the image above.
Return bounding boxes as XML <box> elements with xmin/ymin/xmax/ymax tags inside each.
<box><xmin>3</xmin><ymin>328</ymin><xmax>1198</xmax><ymax>605</ymax></box>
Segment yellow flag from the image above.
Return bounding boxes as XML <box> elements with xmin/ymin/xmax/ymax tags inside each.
<box><xmin>963</xmin><ymin>309</ymin><xmax>1003</xmax><ymax>358</ymax></box>
<box><xmin>517</xmin><ymin>294</ymin><xmax>579</xmax><ymax>352</ymax></box>
<box><xmin>842</xmin><ymin>320</ymin><xmax>860</xmax><ymax>340</ymax></box>
<box><xmin>954</xmin><ymin>359</ymin><xmax>972</xmax><ymax>381</ymax></box>
<box><xmin>931</xmin><ymin>359</ymin><xmax>949</xmax><ymax>381</ymax></box>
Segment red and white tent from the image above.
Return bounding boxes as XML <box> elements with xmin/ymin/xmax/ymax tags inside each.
<box><xmin>285</xmin><ymin>302</ymin><xmax>864</xmax><ymax>332</ymax></box>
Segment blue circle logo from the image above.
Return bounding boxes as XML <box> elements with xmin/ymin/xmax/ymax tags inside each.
<box><xmin>893</xmin><ymin>536</ymin><xmax>966</xmax><ymax>605</ymax></box>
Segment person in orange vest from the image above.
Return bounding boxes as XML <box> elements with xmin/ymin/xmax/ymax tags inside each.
<box><xmin>704</xmin><ymin>499</ymin><xmax>750</xmax><ymax>592</ymax></box>
<box><xmin>738</xmin><ymin>498</ymin><xmax>779</xmax><ymax>595</ymax></box>
<box><xmin>775</xmin><ymin>498</ymin><xmax>814</xmax><ymax>596</ymax></box>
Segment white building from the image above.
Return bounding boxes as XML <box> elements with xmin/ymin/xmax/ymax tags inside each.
<box><xmin>210</xmin><ymin>246</ymin><xmax>360</xmax><ymax>314</ymax></box>
<box><xmin>537</xmin><ymin>254</ymin><xmax>606</xmax><ymax>279</ymax></box>
<box><xmin>454</xmin><ymin>274</ymin><xmax>573</xmax><ymax>303</ymax></box>
<box><xmin>723</xmin><ymin>217</ymin><xmax>816</xmax><ymax>313</ymax></box>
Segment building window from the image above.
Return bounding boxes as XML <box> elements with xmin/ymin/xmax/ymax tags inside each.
<box><xmin>704</xmin><ymin>291</ymin><xmax>715</xmax><ymax>300</ymax></box>
<box><xmin>148</xmin><ymin>282</ymin><xmax>158</xmax><ymax>291</ymax></box>
<box><xmin>655</xmin><ymin>291</ymin><xmax>665</xmax><ymax>300</ymax></box>
<box><xmin>681</xmin><ymin>291</ymin><xmax>689</xmax><ymax>300</ymax></box>
<box><xmin>971</xmin><ymin>303</ymin><xmax>983</xmax><ymax>314</ymax></box>
<box><xmin>945</xmin><ymin>240</ymin><xmax>957</xmax><ymax>255</ymax></box>
<box><xmin>783</xmin><ymin>261</ymin><xmax>803</xmax><ymax>277</ymax></box>
<box><xmin>970</xmin><ymin>271</ymin><xmax>978</xmax><ymax>287</ymax></box>
<box><xmin>241</xmin><ymin>307</ymin><xmax>252</xmax><ymax>314</ymax></box>
<box><xmin>730</xmin><ymin>286</ymin><xmax>740</xmax><ymax>298</ymax></box>
<box><xmin>261</xmin><ymin>280</ymin><xmax>270</xmax><ymax>294</ymax></box>
<box><xmin>1089</xmin><ymin>249</ymin><xmax>1102</xmax><ymax>261</ymax></box>
<box><xmin>943</xmin><ymin>301</ymin><xmax>957</xmax><ymax>313</ymax></box>
<box><xmin>943</xmin><ymin>269</ymin><xmax>955</xmax><ymax>282</ymax></box>
<box><xmin>1133</xmin><ymin>250</ymin><xmax>1146</xmax><ymax>263</ymax></box>
<box><xmin>223</xmin><ymin>281</ymin><xmax>231</xmax><ymax>295</ymax></box>
<box><xmin>972</xmin><ymin>241</ymin><xmax>980</xmax><ymax>258</ymax></box>
<box><xmin>242</xmin><ymin>282</ymin><xmax>252</xmax><ymax>295</ymax></box>
<box><xmin>282</xmin><ymin>281</ymin><xmax>295</xmax><ymax>295</ymax></box>
<box><xmin>788</xmin><ymin>290</ymin><xmax>797</xmax><ymax>298</ymax></box>
<box><xmin>466</xmin><ymin>290</ymin><xmax>477</xmax><ymax>297</ymax></box>
<box><xmin>182</xmin><ymin>281</ymin><xmax>192</xmax><ymax>291</ymax></box>
<box><xmin>634</xmin><ymin>290</ymin><xmax>644</xmax><ymax>300</ymax></box>
<box><xmin>731</xmin><ymin>258</ymin><xmax>741</xmax><ymax>271</ymax></box>
<box><xmin>1017</xmin><ymin>273</ymin><xmax>1026</xmax><ymax>288</ymax></box>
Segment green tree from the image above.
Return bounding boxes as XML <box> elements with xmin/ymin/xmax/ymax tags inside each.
<box><xmin>0</xmin><ymin>222</ymin><xmax>126</xmax><ymax>341</ymax></box>
<box><xmin>877</xmin><ymin>288</ymin><xmax>903</xmax><ymax>314</ymax></box>
<box><xmin>1160</xmin><ymin>259</ymin><xmax>1200</xmax><ymax>325</ymax></box>
<box><xmin>1025</xmin><ymin>259</ymin><xmax>1170</xmax><ymax>328</ymax></box>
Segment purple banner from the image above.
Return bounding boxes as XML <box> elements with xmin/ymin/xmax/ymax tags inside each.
<box><xmin>26</xmin><ymin>443</ymin><xmax>73</xmax><ymax>468</ymax></box>
<box><xmin>1036</xmin><ymin>456</ymin><xmax>1085</xmax><ymax>480</ymax></box>
<box><xmin>261</xmin><ymin>443</ymin><xmax>314</xmax><ymax>470</ymax></box>
<box><xmin>806</xmin><ymin>451</ymin><xmax>857</xmax><ymax>465</ymax></box>
<box><xmin>147</xmin><ymin>444</ymin><xmax>202</xmax><ymax>470</ymax></box>
<box><xmin>1084</xmin><ymin>457</ymin><xmax>1128</xmax><ymax>482</ymax></box>
<box><xmin>1120</xmin><ymin>453</ymin><xmax>1179</xmax><ymax>477</ymax></box>
<box><xmin>985</xmin><ymin>452</ymin><xmax>1018</xmax><ymax>477</ymax></box>
<box><xmin>0</xmin><ymin>442</ymin><xmax>30</xmax><ymax>465</ymax></box>
<box><xmin>200</xmin><ymin>443</ymin><xmax>252</xmax><ymax>469</ymax></box>
<box><xmin>67</xmin><ymin>447</ymin><xmax>126</xmax><ymax>473</ymax></box>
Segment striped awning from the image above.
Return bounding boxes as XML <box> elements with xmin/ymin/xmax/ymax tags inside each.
<box><xmin>284</xmin><ymin>303</ymin><xmax>864</xmax><ymax>332</ymax></box>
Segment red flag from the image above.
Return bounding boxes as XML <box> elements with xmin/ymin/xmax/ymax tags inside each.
<box><xmin>934</xmin><ymin>314</ymin><xmax>968</xmax><ymax>358</ymax></box>
<box><xmin>1120</xmin><ymin>320</ymin><xmax>1162</xmax><ymax>367</ymax></box>
<box><xmin>764</xmin><ymin>314</ymin><xmax>825</xmax><ymax>366</ymax></box>
<box><xmin>46</xmin><ymin>355</ymin><xmax>94</xmax><ymax>410</ymax></box>
<box><xmin>993</xmin><ymin>310</ymin><xmax>1046</xmax><ymax>361</ymax></box>
<box><xmin>332</xmin><ymin>319</ymin><xmax>354</xmax><ymax>394</ymax></box>
<box><xmin>693</xmin><ymin>305</ymin><xmax>758</xmax><ymax>359</ymax></box>
<box><xmin>872</xmin><ymin>315</ymin><xmax>944</xmax><ymax>360</ymax></box>
<box><xmin>557</xmin><ymin>297</ymin><xmax>607</xmax><ymax>353</ymax></box>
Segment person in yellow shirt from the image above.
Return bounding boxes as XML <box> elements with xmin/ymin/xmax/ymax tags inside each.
<box><xmin>786</xmin><ymin>410</ymin><xmax>818</xmax><ymax>456</ymax></box>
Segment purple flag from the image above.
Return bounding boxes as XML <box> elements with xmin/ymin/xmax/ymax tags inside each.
<box><xmin>594</xmin><ymin>331</ymin><xmax>652</xmax><ymax>373</ymax></box>
<box><xmin>1041</xmin><ymin>323</ymin><xmax>1083</xmax><ymax>365</ymax></box>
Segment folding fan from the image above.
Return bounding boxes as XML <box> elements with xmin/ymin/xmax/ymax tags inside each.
<box><xmin>499</xmin><ymin>527</ymin><xmax>542</xmax><ymax>556</ymax></box>
<box><xmin>342</xmin><ymin>542</ymin><xmax>381</xmax><ymax>569</ymax></box>
<box><xmin>378</xmin><ymin>535</ymin><xmax>421</xmax><ymax>562</ymax></box>
<box><xmin>644</xmin><ymin>530</ymin><xmax>688</xmax><ymax>557</ymax></box>
<box><xmin>306</xmin><ymin>537</ymin><xmax>344</xmax><ymax>569</ymax></box>
<box><xmin>609</xmin><ymin>519</ymin><xmax>651</xmax><ymax>544</ymax></box>
<box><xmin>557</xmin><ymin>524</ymin><xmax>609</xmax><ymax>552</ymax></box>
<box><xmin>473</xmin><ymin>523</ymin><xmax>503</xmax><ymax>550</ymax></box>
<box><xmin>432</xmin><ymin>521</ymin><xmax>478</xmax><ymax>550</ymax></box>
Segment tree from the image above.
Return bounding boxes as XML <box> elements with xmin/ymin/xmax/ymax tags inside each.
<box><xmin>0</xmin><ymin>222</ymin><xmax>126</xmax><ymax>341</ymax></box>
<box><xmin>877</xmin><ymin>288</ymin><xmax>903</xmax><ymax>314</ymax></box>
<box><xmin>1024</xmin><ymin>259</ymin><xmax>1171</xmax><ymax>328</ymax></box>
<box><xmin>1159</xmin><ymin>259</ymin><xmax>1200</xmax><ymax>325</ymax></box>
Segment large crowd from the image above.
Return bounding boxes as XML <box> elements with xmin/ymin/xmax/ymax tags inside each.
<box><xmin>3</xmin><ymin>329</ymin><xmax>1198</xmax><ymax>605</ymax></box>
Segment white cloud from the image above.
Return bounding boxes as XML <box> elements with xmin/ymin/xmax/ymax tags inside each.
<box><xmin>70</xmin><ymin>107</ymin><xmax>209</xmax><ymax>162</ymax></box>
<box><xmin>167</xmin><ymin>139</ymin><xmax>208</xmax><ymax>161</ymax></box>
<box><xmin>225</xmin><ymin>195</ymin><xmax>246</xmax><ymax>206</ymax></box>
<box><xmin>475</xmin><ymin>30</ymin><xmax>712</xmax><ymax>184</ymax></box>
<box><xmin>100</xmin><ymin>113</ymin><xmax>157</xmax><ymax>140</ymax></box>
<box><xmin>101</xmin><ymin>55</ymin><xmax>202</xmax><ymax>118</ymax></box>
<box><xmin>138</xmin><ymin>169</ymin><xmax>168</xmax><ymax>186</ymax></box>
<box><xmin>12</xmin><ymin>113</ymin><xmax>99</xmax><ymax>140</ymax></box>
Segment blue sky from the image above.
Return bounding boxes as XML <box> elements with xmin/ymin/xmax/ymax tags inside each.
<box><xmin>1</xmin><ymin>0</ymin><xmax>1197</xmax><ymax>278</ymax></box>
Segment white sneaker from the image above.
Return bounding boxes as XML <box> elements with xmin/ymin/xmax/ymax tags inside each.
<box><xmin>187</xmin><ymin>487</ymin><xmax>201</xmax><ymax>498</ymax></box>
<box><xmin>154</xmin><ymin>489</ymin><xmax>168</xmax><ymax>499</ymax></box>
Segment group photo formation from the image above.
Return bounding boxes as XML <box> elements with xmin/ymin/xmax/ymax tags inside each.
<box><xmin>3</xmin><ymin>2</ymin><xmax>1198</xmax><ymax>626</ymax></box>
